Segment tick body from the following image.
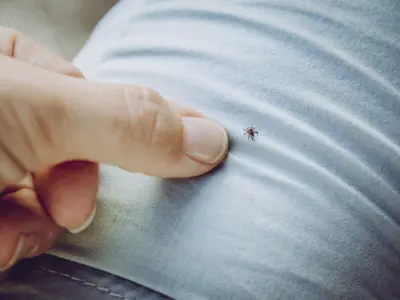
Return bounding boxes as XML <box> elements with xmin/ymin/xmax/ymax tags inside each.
<box><xmin>244</xmin><ymin>125</ymin><xmax>258</xmax><ymax>141</ymax></box>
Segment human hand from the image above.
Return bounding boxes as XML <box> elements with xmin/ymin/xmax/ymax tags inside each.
<box><xmin>0</xmin><ymin>26</ymin><xmax>229</xmax><ymax>271</ymax></box>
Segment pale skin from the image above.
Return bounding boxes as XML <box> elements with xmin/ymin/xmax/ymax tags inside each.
<box><xmin>0</xmin><ymin>26</ymin><xmax>229</xmax><ymax>272</ymax></box>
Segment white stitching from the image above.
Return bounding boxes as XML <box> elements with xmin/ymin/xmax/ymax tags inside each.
<box><xmin>98</xmin><ymin>286</ymin><xmax>110</xmax><ymax>292</ymax></box>
<box><xmin>109</xmin><ymin>292</ymin><xmax>124</xmax><ymax>298</ymax></box>
<box><xmin>83</xmin><ymin>282</ymin><xmax>97</xmax><ymax>287</ymax></box>
<box><xmin>39</xmin><ymin>267</ymin><xmax>136</xmax><ymax>300</ymax></box>
<box><xmin>70</xmin><ymin>276</ymin><xmax>83</xmax><ymax>282</ymax></box>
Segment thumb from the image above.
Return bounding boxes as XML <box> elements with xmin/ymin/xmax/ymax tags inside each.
<box><xmin>0</xmin><ymin>55</ymin><xmax>229</xmax><ymax>182</ymax></box>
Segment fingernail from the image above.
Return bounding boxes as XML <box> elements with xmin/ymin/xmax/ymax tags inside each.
<box><xmin>183</xmin><ymin>117</ymin><xmax>228</xmax><ymax>164</ymax></box>
<box><xmin>68</xmin><ymin>203</ymin><xmax>97</xmax><ymax>234</ymax></box>
<box><xmin>0</xmin><ymin>235</ymin><xmax>39</xmax><ymax>272</ymax></box>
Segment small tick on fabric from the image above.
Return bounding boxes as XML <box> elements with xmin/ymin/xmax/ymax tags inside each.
<box><xmin>244</xmin><ymin>125</ymin><xmax>258</xmax><ymax>141</ymax></box>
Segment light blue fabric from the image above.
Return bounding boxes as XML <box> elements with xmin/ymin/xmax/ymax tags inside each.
<box><xmin>50</xmin><ymin>0</ymin><xmax>400</xmax><ymax>299</ymax></box>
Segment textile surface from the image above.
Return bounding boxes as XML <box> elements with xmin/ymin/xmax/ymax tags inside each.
<box><xmin>21</xmin><ymin>0</ymin><xmax>400</xmax><ymax>299</ymax></box>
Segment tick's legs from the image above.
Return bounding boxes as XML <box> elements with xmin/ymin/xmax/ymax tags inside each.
<box><xmin>254</xmin><ymin>131</ymin><xmax>258</xmax><ymax>135</ymax></box>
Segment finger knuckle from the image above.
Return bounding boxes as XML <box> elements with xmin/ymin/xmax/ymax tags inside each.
<box><xmin>122</xmin><ymin>86</ymin><xmax>162</xmax><ymax>142</ymax></box>
<box><xmin>122</xmin><ymin>86</ymin><xmax>183</xmax><ymax>158</ymax></box>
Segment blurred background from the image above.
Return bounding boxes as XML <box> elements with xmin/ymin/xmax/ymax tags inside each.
<box><xmin>0</xmin><ymin>0</ymin><xmax>118</xmax><ymax>59</ymax></box>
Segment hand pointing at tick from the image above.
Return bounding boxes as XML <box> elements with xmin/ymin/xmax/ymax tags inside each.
<box><xmin>0</xmin><ymin>26</ymin><xmax>229</xmax><ymax>272</ymax></box>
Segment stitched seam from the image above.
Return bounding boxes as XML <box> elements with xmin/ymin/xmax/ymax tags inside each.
<box><xmin>39</xmin><ymin>267</ymin><xmax>136</xmax><ymax>300</ymax></box>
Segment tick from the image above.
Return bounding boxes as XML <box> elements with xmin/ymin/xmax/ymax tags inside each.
<box><xmin>244</xmin><ymin>125</ymin><xmax>258</xmax><ymax>141</ymax></box>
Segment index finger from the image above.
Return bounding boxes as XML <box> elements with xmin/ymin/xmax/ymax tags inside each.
<box><xmin>0</xmin><ymin>55</ymin><xmax>229</xmax><ymax>179</ymax></box>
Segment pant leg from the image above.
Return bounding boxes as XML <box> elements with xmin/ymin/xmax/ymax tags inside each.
<box><xmin>0</xmin><ymin>255</ymin><xmax>171</xmax><ymax>300</ymax></box>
